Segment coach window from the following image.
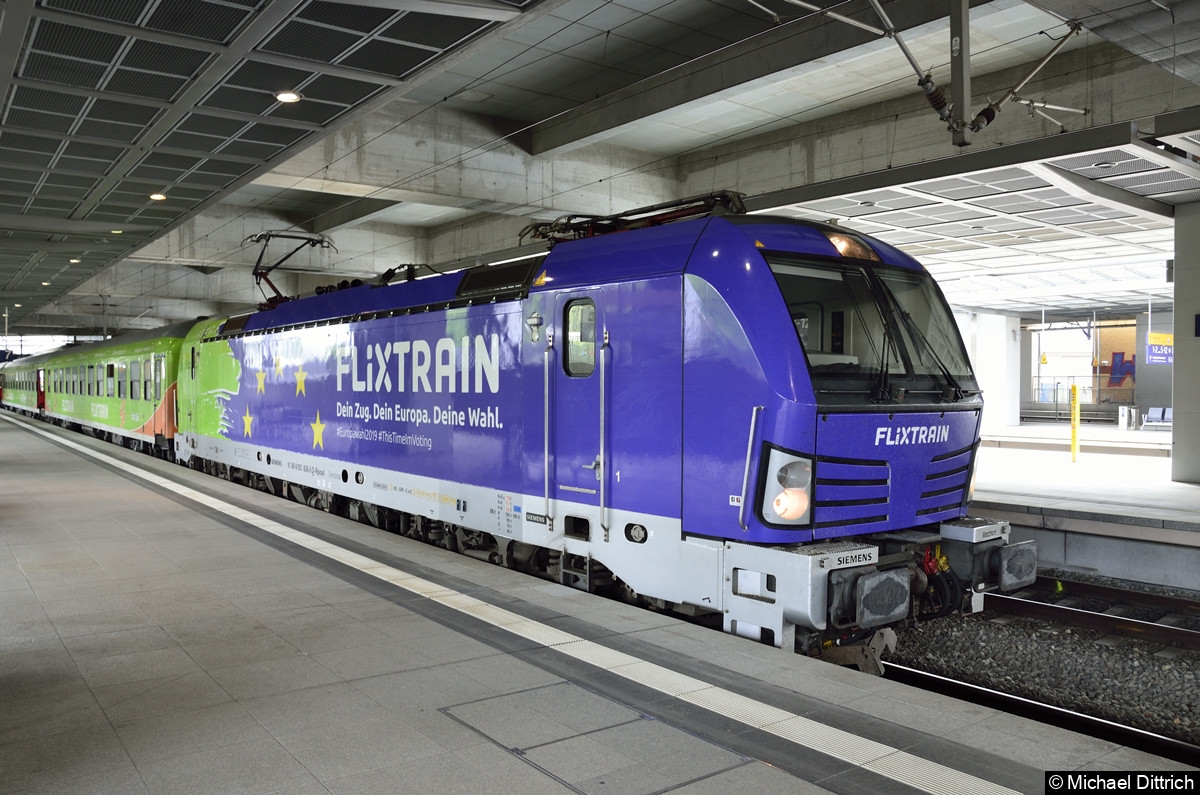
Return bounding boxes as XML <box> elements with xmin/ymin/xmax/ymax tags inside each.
<box><xmin>130</xmin><ymin>360</ymin><xmax>141</xmax><ymax>400</ymax></box>
<box><xmin>117</xmin><ymin>362</ymin><xmax>127</xmax><ymax>399</ymax></box>
<box><xmin>106</xmin><ymin>364</ymin><xmax>115</xmax><ymax>398</ymax></box>
<box><xmin>564</xmin><ymin>299</ymin><xmax>596</xmax><ymax>377</ymax></box>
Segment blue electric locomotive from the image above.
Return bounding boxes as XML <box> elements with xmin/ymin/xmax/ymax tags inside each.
<box><xmin>168</xmin><ymin>192</ymin><xmax>1035</xmax><ymax>667</ymax></box>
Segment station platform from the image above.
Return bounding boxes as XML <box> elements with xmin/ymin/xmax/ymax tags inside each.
<box><xmin>973</xmin><ymin>423</ymin><xmax>1200</xmax><ymax>590</ymax></box>
<box><xmin>1</xmin><ymin>413</ymin><xmax>1194</xmax><ymax>794</ymax></box>
<box><xmin>976</xmin><ymin>423</ymin><xmax>1196</xmax><ymax>521</ymax></box>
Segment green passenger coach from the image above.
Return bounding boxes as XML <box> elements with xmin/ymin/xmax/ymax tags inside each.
<box><xmin>1</xmin><ymin>321</ymin><xmax>194</xmax><ymax>456</ymax></box>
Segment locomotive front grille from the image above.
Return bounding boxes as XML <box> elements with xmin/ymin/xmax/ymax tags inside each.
<box><xmin>812</xmin><ymin>456</ymin><xmax>889</xmax><ymax>531</ymax></box>
<box><xmin>917</xmin><ymin>443</ymin><xmax>975</xmax><ymax>518</ymax></box>
<box><xmin>812</xmin><ymin>443</ymin><xmax>976</xmax><ymax>532</ymax></box>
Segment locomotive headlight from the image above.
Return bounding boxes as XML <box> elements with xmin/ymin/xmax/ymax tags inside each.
<box><xmin>822</xmin><ymin>230</ymin><xmax>880</xmax><ymax>261</ymax></box>
<box><xmin>760</xmin><ymin>447</ymin><xmax>813</xmax><ymax>526</ymax></box>
<box><xmin>772</xmin><ymin>488</ymin><xmax>809</xmax><ymax>520</ymax></box>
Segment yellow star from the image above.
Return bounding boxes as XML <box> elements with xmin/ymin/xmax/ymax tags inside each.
<box><xmin>256</xmin><ymin>370</ymin><xmax>266</xmax><ymax>394</ymax></box>
<box><xmin>274</xmin><ymin>357</ymin><xmax>284</xmax><ymax>378</ymax></box>
<box><xmin>295</xmin><ymin>365</ymin><xmax>307</xmax><ymax>396</ymax></box>
<box><xmin>242</xmin><ymin>406</ymin><xmax>253</xmax><ymax>437</ymax></box>
<box><xmin>311</xmin><ymin>410</ymin><xmax>326</xmax><ymax>449</ymax></box>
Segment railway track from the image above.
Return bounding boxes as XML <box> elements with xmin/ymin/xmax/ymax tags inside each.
<box><xmin>982</xmin><ymin>575</ymin><xmax>1200</xmax><ymax>651</ymax></box>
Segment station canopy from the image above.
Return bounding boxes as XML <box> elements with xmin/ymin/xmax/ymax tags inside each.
<box><xmin>0</xmin><ymin>0</ymin><xmax>1196</xmax><ymax>334</ymax></box>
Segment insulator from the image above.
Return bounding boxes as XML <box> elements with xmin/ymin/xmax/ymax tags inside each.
<box><xmin>924</xmin><ymin>84</ymin><xmax>948</xmax><ymax>115</ymax></box>
<box><xmin>919</xmin><ymin>76</ymin><xmax>951</xmax><ymax>122</ymax></box>
<box><xmin>971</xmin><ymin>105</ymin><xmax>998</xmax><ymax>132</ymax></box>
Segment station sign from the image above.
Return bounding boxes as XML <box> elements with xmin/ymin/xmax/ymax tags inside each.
<box><xmin>1146</xmin><ymin>331</ymin><xmax>1173</xmax><ymax>365</ymax></box>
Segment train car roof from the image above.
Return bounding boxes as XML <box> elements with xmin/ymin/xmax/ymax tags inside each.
<box><xmin>229</xmin><ymin>213</ymin><xmax>923</xmax><ymax>334</ymax></box>
<box><xmin>0</xmin><ymin>320</ymin><xmax>199</xmax><ymax>368</ymax></box>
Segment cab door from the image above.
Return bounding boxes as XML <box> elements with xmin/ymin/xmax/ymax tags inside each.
<box><xmin>552</xmin><ymin>292</ymin><xmax>609</xmax><ymax>542</ymax></box>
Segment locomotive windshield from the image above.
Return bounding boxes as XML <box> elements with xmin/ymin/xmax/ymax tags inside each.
<box><xmin>769</xmin><ymin>256</ymin><xmax>978</xmax><ymax>407</ymax></box>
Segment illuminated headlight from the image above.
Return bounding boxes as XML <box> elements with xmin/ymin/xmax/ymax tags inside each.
<box><xmin>760</xmin><ymin>447</ymin><xmax>813</xmax><ymax>526</ymax></box>
<box><xmin>822</xmin><ymin>230</ymin><xmax>880</xmax><ymax>261</ymax></box>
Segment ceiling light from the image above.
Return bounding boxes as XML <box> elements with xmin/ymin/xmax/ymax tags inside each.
<box><xmin>275</xmin><ymin>90</ymin><xmax>302</xmax><ymax>103</ymax></box>
<box><xmin>150</xmin><ymin>193</ymin><xmax>166</xmax><ymax>201</ymax></box>
<box><xmin>42</xmin><ymin>281</ymin><xmax>51</xmax><ymax>286</ymax></box>
<box><xmin>111</xmin><ymin>230</ymin><xmax>122</xmax><ymax>234</ymax></box>
<box><xmin>1092</xmin><ymin>161</ymin><xmax>1116</xmax><ymax>169</ymax></box>
<box><xmin>70</xmin><ymin>258</ymin><xmax>81</xmax><ymax>263</ymax></box>
<box><xmin>13</xmin><ymin>303</ymin><xmax>21</xmax><ymax>308</ymax></box>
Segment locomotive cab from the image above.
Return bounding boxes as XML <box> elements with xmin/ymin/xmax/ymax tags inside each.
<box><xmin>679</xmin><ymin>211</ymin><xmax>1036</xmax><ymax>665</ymax></box>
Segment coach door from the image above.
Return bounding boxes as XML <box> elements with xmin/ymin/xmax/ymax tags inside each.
<box><xmin>151</xmin><ymin>354</ymin><xmax>169</xmax><ymax>440</ymax></box>
<box><xmin>178</xmin><ymin>346</ymin><xmax>198</xmax><ymax>459</ymax></box>
<box><xmin>552</xmin><ymin>292</ymin><xmax>609</xmax><ymax>542</ymax></box>
<box><xmin>35</xmin><ymin>368</ymin><xmax>46</xmax><ymax>412</ymax></box>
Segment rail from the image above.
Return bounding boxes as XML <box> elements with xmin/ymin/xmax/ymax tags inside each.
<box><xmin>982</xmin><ymin>576</ymin><xmax>1200</xmax><ymax>650</ymax></box>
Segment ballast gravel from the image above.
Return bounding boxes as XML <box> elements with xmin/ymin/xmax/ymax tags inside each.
<box><xmin>886</xmin><ymin>572</ymin><xmax>1199</xmax><ymax>746</ymax></box>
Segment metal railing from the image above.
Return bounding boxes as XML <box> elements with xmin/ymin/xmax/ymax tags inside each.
<box><xmin>1030</xmin><ymin>377</ymin><xmax>1133</xmax><ymax>406</ymax></box>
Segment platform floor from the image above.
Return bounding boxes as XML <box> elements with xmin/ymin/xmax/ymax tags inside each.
<box><xmin>977</xmin><ymin>423</ymin><xmax>1198</xmax><ymax>526</ymax></box>
<box><xmin>1</xmin><ymin>413</ymin><xmax>1194</xmax><ymax>794</ymax></box>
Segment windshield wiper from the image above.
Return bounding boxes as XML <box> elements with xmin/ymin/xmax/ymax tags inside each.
<box><xmin>872</xmin><ymin>308</ymin><xmax>906</xmax><ymax>403</ymax></box>
<box><xmin>894</xmin><ymin>307</ymin><xmax>968</xmax><ymax>402</ymax></box>
<box><xmin>870</xmin><ymin>276</ymin><xmax>971</xmax><ymax>403</ymax></box>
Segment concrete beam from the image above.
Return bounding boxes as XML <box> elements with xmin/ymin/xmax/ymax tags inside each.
<box><xmin>299</xmin><ymin>197</ymin><xmax>406</xmax><ymax>235</ymax></box>
<box><xmin>529</xmin><ymin>0</ymin><xmax>979</xmax><ymax>155</ymax></box>
<box><xmin>744</xmin><ymin>121</ymin><xmax>1147</xmax><ymax>212</ymax></box>
<box><xmin>321</xmin><ymin>0</ymin><xmax>519</xmax><ymax>22</ymax></box>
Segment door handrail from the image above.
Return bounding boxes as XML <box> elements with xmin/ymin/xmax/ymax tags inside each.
<box><xmin>543</xmin><ymin>331</ymin><xmax>554</xmax><ymax>524</ymax></box>
<box><xmin>739</xmin><ymin>405</ymin><xmax>764</xmax><ymax>530</ymax></box>
<box><xmin>599</xmin><ymin>330</ymin><xmax>610</xmax><ymax>539</ymax></box>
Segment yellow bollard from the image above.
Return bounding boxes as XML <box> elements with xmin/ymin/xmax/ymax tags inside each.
<box><xmin>1069</xmin><ymin>384</ymin><xmax>1079</xmax><ymax>462</ymax></box>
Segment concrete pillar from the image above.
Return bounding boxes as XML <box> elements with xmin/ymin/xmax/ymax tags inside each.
<box><xmin>1172</xmin><ymin>204</ymin><xmax>1200</xmax><ymax>483</ymax></box>
<box><xmin>957</xmin><ymin>311</ymin><xmax>1021</xmax><ymax>430</ymax></box>
<box><xmin>1134</xmin><ymin>309</ymin><xmax>1172</xmax><ymax>415</ymax></box>
<box><xmin>1020</xmin><ymin>327</ymin><xmax>1033</xmax><ymax>404</ymax></box>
